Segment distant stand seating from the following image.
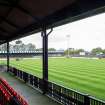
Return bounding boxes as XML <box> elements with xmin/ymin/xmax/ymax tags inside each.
<box><xmin>0</xmin><ymin>51</ymin><xmax>64</xmax><ymax>58</ymax></box>
<box><xmin>0</xmin><ymin>51</ymin><xmax>64</xmax><ymax>54</ymax></box>
<box><xmin>0</xmin><ymin>78</ymin><xmax>28</xmax><ymax>105</ymax></box>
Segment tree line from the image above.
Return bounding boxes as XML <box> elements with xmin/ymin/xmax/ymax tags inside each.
<box><xmin>0</xmin><ymin>40</ymin><xmax>105</xmax><ymax>55</ymax></box>
<box><xmin>0</xmin><ymin>40</ymin><xmax>56</xmax><ymax>52</ymax></box>
<box><xmin>0</xmin><ymin>40</ymin><xmax>36</xmax><ymax>52</ymax></box>
<box><xmin>65</xmin><ymin>47</ymin><xmax>105</xmax><ymax>55</ymax></box>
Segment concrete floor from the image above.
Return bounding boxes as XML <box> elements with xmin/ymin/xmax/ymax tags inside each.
<box><xmin>0</xmin><ymin>72</ymin><xmax>60</xmax><ymax>105</ymax></box>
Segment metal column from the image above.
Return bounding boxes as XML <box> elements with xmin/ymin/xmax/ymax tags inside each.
<box><xmin>42</xmin><ymin>28</ymin><xmax>48</xmax><ymax>94</ymax></box>
<box><xmin>41</xmin><ymin>26</ymin><xmax>53</xmax><ymax>94</ymax></box>
<box><xmin>7</xmin><ymin>42</ymin><xmax>9</xmax><ymax>72</ymax></box>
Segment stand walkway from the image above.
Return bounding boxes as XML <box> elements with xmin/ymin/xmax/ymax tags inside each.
<box><xmin>0</xmin><ymin>71</ymin><xmax>60</xmax><ymax>105</ymax></box>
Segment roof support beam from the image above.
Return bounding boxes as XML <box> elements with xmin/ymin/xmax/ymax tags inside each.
<box><xmin>1</xmin><ymin>18</ymin><xmax>19</xmax><ymax>28</ymax></box>
<box><xmin>0</xmin><ymin>27</ymin><xmax>9</xmax><ymax>34</ymax></box>
<box><xmin>0</xmin><ymin>3</ymin><xmax>11</xmax><ymax>6</ymax></box>
<box><xmin>0</xmin><ymin>0</ymin><xmax>21</xmax><ymax>29</ymax></box>
<box><xmin>1</xmin><ymin>0</ymin><xmax>18</xmax><ymax>5</ymax></box>
<box><xmin>17</xmin><ymin>5</ymin><xmax>40</xmax><ymax>22</ymax></box>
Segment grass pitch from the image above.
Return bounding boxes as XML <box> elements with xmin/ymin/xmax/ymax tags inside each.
<box><xmin>0</xmin><ymin>57</ymin><xmax>105</xmax><ymax>101</ymax></box>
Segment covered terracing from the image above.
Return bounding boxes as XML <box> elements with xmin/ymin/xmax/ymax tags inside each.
<box><xmin>0</xmin><ymin>0</ymin><xmax>105</xmax><ymax>105</ymax></box>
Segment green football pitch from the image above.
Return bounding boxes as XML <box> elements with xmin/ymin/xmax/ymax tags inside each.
<box><xmin>0</xmin><ymin>57</ymin><xmax>105</xmax><ymax>101</ymax></box>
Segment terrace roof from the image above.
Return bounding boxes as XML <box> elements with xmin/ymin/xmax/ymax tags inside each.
<box><xmin>0</xmin><ymin>0</ymin><xmax>105</xmax><ymax>44</ymax></box>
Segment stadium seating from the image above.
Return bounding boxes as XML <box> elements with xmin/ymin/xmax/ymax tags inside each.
<box><xmin>0</xmin><ymin>77</ymin><xmax>28</xmax><ymax>105</ymax></box>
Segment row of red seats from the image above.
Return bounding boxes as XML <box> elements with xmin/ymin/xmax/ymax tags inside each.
<box><xmin>0</xmin><ymin>78</ymin><xmax>28</xmax><ymax>105</ymax></box>
<box><xmin>0</xmin><ymin>83</ymin><xmax>11</xmax><ymax>105</ymax></box>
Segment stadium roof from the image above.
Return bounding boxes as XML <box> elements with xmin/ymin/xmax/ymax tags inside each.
<box><xmin>0</xmin><ymin>0</ymin><xmax>105</xmax><ymax>44</ymax></box>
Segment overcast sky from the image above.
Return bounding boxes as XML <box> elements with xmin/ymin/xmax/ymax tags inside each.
<box><xmin>11</xmin><ymin>12</ymin><xmax>105</xmax><ymax>51</ymax></box>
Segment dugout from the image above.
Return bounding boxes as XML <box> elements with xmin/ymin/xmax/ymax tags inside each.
<box><xmin>0</xmin><ymin>0</ymin><xmax>105</xmax><ymax>105</ymax></box>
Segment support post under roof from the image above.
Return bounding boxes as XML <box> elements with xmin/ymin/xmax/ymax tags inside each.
<box><xmin>7</xmin><ymin>41</ymin><xmax>9</xmax><ymax>72</ymax></box>
<box><xmin>42</xmin><ymin>27</ymin><xmax>48</xmax><ymax>94</ymax></box>
<box><xmin>41</xmin><ymin>26</ymin><xmax>53</xmax><ymax>94</ymax></box>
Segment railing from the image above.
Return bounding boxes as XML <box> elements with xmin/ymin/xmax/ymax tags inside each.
<box><xmin>8</xmin><ymin>67</ymin><xmax>105</xmax><ymax>105</ymax></box>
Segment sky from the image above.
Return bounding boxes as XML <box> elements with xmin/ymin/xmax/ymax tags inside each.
<box><xmin>11</xmin><ymin>12</ymin><xmax>105</xmax><ymax>51</ymax></box>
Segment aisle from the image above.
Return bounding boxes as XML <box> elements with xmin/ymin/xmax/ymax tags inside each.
<box><xmin>0</xmin><ymin>72</ymin><xmax>60</xmax><ymax>105</ymax></box>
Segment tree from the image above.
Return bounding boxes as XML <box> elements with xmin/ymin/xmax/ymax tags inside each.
<box><xmin>91</xmin><ymin>47</ymin><xmax>103</xmax><ymax>55</ymax></box>
<box><xmin>19</xmin><ymin>43</ymin><xmax>26</xmax><ymax>51</ymax></box>
<box><xmin>9</xmin><ymin>40</ymin><xmax>36</xmax><ymax>52</ymax></box>
<box><xmin>77</xmin><ymin>49</ymin><xmax>84</xmax><ymax>52</ymax></box>
<box><xmin>36</xmin><ymin>48</ymin><xmax>42</xmax><ymax>51</ymax></box>
<box><xmin>15</xmin><ymin>40</ymin><xmax>22</xmax><ymax>44</ymax></box>
<box><xmin>26</xmin><ymin>43</ymin><xmax>36</xmax><ymax>51</ymax></box>
<box><xmin>48</xmin><ymin>48</ymin><xmax>56</xmax><ymax>51</ymax></box>
<box><xmin>64</xmin><ymin>48</ymin><xmax>85</xmax><ymax>55</ymax></box>
<box><xmin>0</xmin><ymin>43</ymin><xmax>7</xmax><ymax>51</ymax></box>
<box><xmin>102</xmin><ymin>49</ymin><xmax>105</xmax><ymax>54</ymax></box>
<box><xmin>13</xmin><ymin>44</ymin><xmax>19</xmax><ymax>52</ymax></box>
<box><xmin>13</xmin><ymin>40</ymin><xmax>23</xmax><ymax>52</ymax></box>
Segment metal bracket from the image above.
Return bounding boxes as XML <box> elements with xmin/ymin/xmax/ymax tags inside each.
<box><xmin>41</xmin><ymin>26</ymin><xmax>53</xmax><ymax>37</ymax></box>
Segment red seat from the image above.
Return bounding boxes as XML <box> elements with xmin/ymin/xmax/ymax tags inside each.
<box><xmin>0</xmin><ymin>78</ymin><xmax>28</xmax><ymax>105</ymax></box>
